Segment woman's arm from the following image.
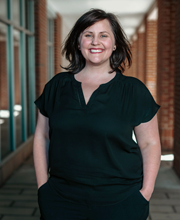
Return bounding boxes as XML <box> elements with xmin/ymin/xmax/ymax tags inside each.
<box><xmin>134</xmin><ymin>114</ymin><xmax>161</xmax><ymax>201</ymax></box>
<box><xmin>33</xmin><ymin>110</ymin><xmax>50</xmax><ymax>189</ymax></box>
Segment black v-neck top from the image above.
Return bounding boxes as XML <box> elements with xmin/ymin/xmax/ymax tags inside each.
<box><xmin>34</xmin><ymin>70</ymin><xmax>160</xmax><ymax>206</ymax></box>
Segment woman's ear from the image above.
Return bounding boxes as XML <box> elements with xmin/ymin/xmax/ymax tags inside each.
<box><xmin>113</xmin><ymin>45</ymin><xmax>116</xmax><ymax>51</ymax></box>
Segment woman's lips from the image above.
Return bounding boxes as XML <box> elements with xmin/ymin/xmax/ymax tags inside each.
<box><xmin>89</xmin><ymin>49</ymin><xmax>104</xmax><ymax>53</ymax></box>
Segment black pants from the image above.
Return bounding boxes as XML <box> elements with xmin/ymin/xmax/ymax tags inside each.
<box><xmin>38</xmin><ymin>180</ymin><xmax>149</xmax><ymax>220</ymax></box>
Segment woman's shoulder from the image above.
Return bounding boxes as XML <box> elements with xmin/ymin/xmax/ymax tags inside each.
<box><xmin>45</xmin><ymin>71</ymin><xmax>71</xmax><ymax>87</ymax></box>
<box><xmin>120</xmin><ymin>74</ymin><xmax>147</xmax><ymax>90</ymax></box>
<box><xmin>48</xmin><ymin>71</ymin><xmax>70</xmax><ymax>82</ymax></box>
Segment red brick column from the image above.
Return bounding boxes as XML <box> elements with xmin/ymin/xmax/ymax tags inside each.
<box><xmin>124</xmin><ymin>65</ymin><xmax>132</xmax><ymax>76</ymax></box>
<box><xmin>145</xmin><ymin>19</ymin><xmax>157</xmax><ymax>100</ymax></box>
<box><xmin>34</xmin><ymin>0</ymin><xmax>47</xmax><ymax>95</ymax></box>
<box><xmin>124</xmin><ymin>58</ymin><xmax>132</xmax><ymax>76</ymax></box>
<box><xmin>124</xmin><ymin>41</ymin><xmax>133</xmax><ymax>76</ymax></box>
<box><xmin>174</xmin><ymin>0</ymin><xmax>180</xmax><ymax>178</ymax></box>
<box><xmin>137</xmin><ymin>27</ymin><xmax>146</xmax><ymax>84</ymax></box>
<box><xmin>131</xmin><ymin>38</ymin><xmax>138</xmax><ymax>78</ymax></box>
<box><xmin>54</xmin><ymin>13</ymin><xmax>62</xmax><ymax>75</ymax></box>
<box><xmin>157</xmin><ymin>0</ymin><xmax>177</xmax><ymax>151</ymax></box>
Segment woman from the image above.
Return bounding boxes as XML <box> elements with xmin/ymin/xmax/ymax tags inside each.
<box><xmin>33</xmin><ymin>8</ymin><xmax>161</xmax><ymax>220</ymax></box>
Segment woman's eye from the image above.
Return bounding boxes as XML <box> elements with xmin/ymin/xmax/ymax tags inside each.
<box><xmin>101</xmin><ymin>35</ymin><xmax>107</xmax><ymax>38</ymax></box>
<box><xmin>85</xmin><ymin>34</ymin><xmax>92</xmax><ymax>37</ymax></box>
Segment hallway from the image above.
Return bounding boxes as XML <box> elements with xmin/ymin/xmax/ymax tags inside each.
<box><xmin>0</xmin><ymin>1</ymin><xmax>180</xmax><ymax>219</ymax></box>
<box><xmin>0</xmin><ymin>154</ymin><xmax>180</xmax><ymax>220</ymax></box>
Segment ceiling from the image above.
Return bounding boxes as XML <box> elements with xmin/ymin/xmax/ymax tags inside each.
<box><xmin>48</xmin><ymin>0</ymin><xmax>156</xmax><ymax>40</ymax></box>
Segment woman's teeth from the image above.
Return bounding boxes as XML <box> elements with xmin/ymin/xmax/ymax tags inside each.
<box><xmin>90</xmin><ymin>49</ymin><xmax>103</xmax><ymax>52</ymax></box>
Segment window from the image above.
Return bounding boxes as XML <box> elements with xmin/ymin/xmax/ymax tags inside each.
<box><xmin>0</xmin><ymin>22</ymin><xmax>10</xmax><ymax>159</ymax></box>
<box><xmin>0</xmin><ymin>0</ymin><xmax>7</xmax><ymax>19</ymax></box>
<box><xmin>47</xmin><ymin>18</ymin><xmax>54</xmax><ymax>80</ymax></box>
<box><xmin>13</xmin><ymin>0</ymin><xmax>20</xmax><ymax>26</ymax></box>
<box><xmin>0</xmin><ymin>0</ymin><xmax>35</xmax><ymax>161</ymax></box>
<box><xmin>13</xmin><ymin>29</ymin><xmax>22</xmax><ymax>147</ymax></box>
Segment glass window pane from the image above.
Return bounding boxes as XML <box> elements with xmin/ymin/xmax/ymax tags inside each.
<box><xmin>13</xmin><ymin>29</ymin><xmax>22</xmax><ymax>147</ymax></box>
<box><xmin>48</xmin><ymin>19</ymin><xmax>54</xmax><ymax>43</ymax></box>
<box><xmin>26</xmin><ymin>35</ymin><xmax>33</xmax><ymax>137</ymax></box>
<box><xmin>25</xmin><ymin>0</ymin><xmax>34</xmax><ymax>31</ymax></box>
<box><xmin>26</xmin><ymin>35</ymin><xmax>30</xmax><ymax>136</ymax></box>
<box><xmin>13</xmin><ymin>0</ymin><xmax>20</xmax><ymax>26</ymax></box>
<box><xmin>0</xmin><ymin>0</ymin><xmax>7</xmax><ymax>18</ymax></box>
<box><xmin>25</xmin><ymin>0</ymin><xmax>28</xmax><ymax>29</ymax></box>
<box><xmin>0</xmin><ymin>22</ymin><xmax>10</xmax><ymax>160</ymax></box>
<box><xmin>47</xmin><ymin>19</ymin><xmax>54</xmax><ymax>79</ymax></box>
<box><xmin>48</xmin><ymin>46</ymin><xmax>51</xmax><ymax>78</ymax></box>
<box><xmin>20</xmin><ymin>0</ymin><xmax>25</xmax><ymax>27</ymax></box>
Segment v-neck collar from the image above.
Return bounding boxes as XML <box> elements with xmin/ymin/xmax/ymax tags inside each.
<box><xmin>70</xmin><ymin>70</ymin><xmax>120</xmax><ymax>109</ymax></box>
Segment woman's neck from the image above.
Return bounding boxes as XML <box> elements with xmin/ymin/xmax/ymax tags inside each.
<box><xmin>80</xmin><ymin>62</ymin><xmax>114</xmax><ymax>78</ymax></box>
<box><xmin>76</xmin><ymin>62</ymin><xmax>116</xmax><ymax>84</ymax></box>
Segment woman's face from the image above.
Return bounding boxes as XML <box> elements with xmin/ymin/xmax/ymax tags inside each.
<box><xmin>78</xmin><ymin>19</ymin><xmax>116</xmax><ymax>67</ymax></box>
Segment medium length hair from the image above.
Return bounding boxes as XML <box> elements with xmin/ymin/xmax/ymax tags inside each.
<box><xmin>61</xmin><ymin>8</ymin><xmax>132</xmax><ymax>73</ymax></box>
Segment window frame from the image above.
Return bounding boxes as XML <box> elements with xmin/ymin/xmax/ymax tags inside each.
<box><xmin>0</xmin><ymin>0</ymin><xmax>35</xmax><ymax>161</ymax></box>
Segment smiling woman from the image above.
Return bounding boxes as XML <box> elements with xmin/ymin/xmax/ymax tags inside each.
<box><xmin>61</xmin><ymin>8</ymin><xmax>132</xmax><ymax>74</ymax></box>
<box><xmin>33</xmin><ymin>8</ymin><xmax>161</xmax><ymax>220</ymax></box>
<box><xmin>78</xmin><ymin>19</ymin><xmax>116</xmax><ymax>66</ymax></box>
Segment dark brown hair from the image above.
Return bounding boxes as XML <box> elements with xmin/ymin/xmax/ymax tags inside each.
<box><xmin>61</xmin><ymin>8</ymin><xmax>132</xmax><ymax>73</ymax></box>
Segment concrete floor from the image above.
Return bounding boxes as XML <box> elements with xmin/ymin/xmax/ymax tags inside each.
<box><xmin>0</xmin><ymin>154</ymin><xmax>180</xmax><ymax>220</ymax></box>
<box><xmin>155</xmin><ymin>160</ymin><xmax>180</xmax><ymax>190</ymax></box>
<box><xmin>149</xmin><ymin>159</ymin><xmax>180</xmax><ymax>220</ymax></box>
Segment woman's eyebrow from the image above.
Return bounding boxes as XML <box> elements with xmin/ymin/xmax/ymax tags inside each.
<box><xmin>100</xmin><ymin>31</ymin><xmax>109</xmax><ymax>34</ymax></box>
<box><xmin>83</xmin><ymin>31</ymin><xmax>110</xmax><ymax>34</ymax></box>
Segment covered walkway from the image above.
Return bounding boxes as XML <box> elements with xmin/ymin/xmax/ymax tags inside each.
<box><xmin>1</xmin><ymin>0</ymin><xmax>180</xmax><ymax>219</ymax></box>
<box><xmin>0</xmin><ymin>154</ymin><xmax>180</xmax><ymax>220</ymax></box>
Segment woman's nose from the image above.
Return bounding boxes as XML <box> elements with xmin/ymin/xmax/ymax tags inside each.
<box><xmin>91</xmin><ymin>36</ymin><xmax>100</xmax><ymax>45</ymax></box>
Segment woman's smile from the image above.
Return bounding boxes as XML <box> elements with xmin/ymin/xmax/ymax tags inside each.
<box><xmin>79</xmin><ymin>19</ymin><xmax>116</xmax><ymax>65</ymax></box>
<box><xmin>89</xmin><ymin>48</ymin><xmax>104</xmax><ymax>54</ymax></box>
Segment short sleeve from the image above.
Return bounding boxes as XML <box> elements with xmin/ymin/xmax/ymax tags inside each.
<box><xmin>34</xmin><ymin>72</ymin><xmax>67</xmax><ymax>117</ymax></box>
<box><xmin>34</xmin><ymin>82</ymin><xmax>52</xmax><ymax>118</ymax></box>
<box><xmin>133</xmin><ymin>83</ymin><xmax>160</xmax><ymax>127</ymax></box>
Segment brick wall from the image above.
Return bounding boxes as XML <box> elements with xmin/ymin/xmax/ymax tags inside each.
<box><xmin>0</xmin><ymin>43</ymin><xmax>20</xmax><ymax>109</ymax></box>
<box><xmin>34</xmin><ymin>0</ymin><xmax>48</xmax><ymax>95</ymax></box>
<box><xmin>119</xmin><ymin>0</ymin><xmax>180</xmax><ymax>177</ymax></box>
<box><xmin>173</xmin><ymin>0</ymin><xmax>180</xmax><ymax>178</ymax></box>
<box><xmin>137</xmin><ymin>31</ymin><xmax>146</xmax><ymax>84</ymax></box>
<box><xmin>54</xmin><ymin>13</ymin><xmax>62</xmax><ymax>75</ymax></box>
<box><xmin>145</xmin><ymin>20</ymin><xmax>157</xmax><ymax>100</ymax></box>
<box><xmin>124</xmin><ymin>58</ymin><xmax>132</xmax><ymax>76</ymax></box>
<box><xmin>129</xmin><ymin>39</ymin><xmax>138</xmax><ymax>78</ymax></box>
<box><xmin>157</xmin><ymin>0</ymin><xmax>177</xmax><ymax>150</ymax></box>
<box><xmin>124</xmin><ymin>45</ymin><xmax>133</xmax><ymax>76</ymax></box>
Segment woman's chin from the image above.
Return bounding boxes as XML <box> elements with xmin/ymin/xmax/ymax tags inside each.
<box><xmin>87</xmin><ymin>59</ymin><xmax>109</xmax><ymax>66</ymax></box>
